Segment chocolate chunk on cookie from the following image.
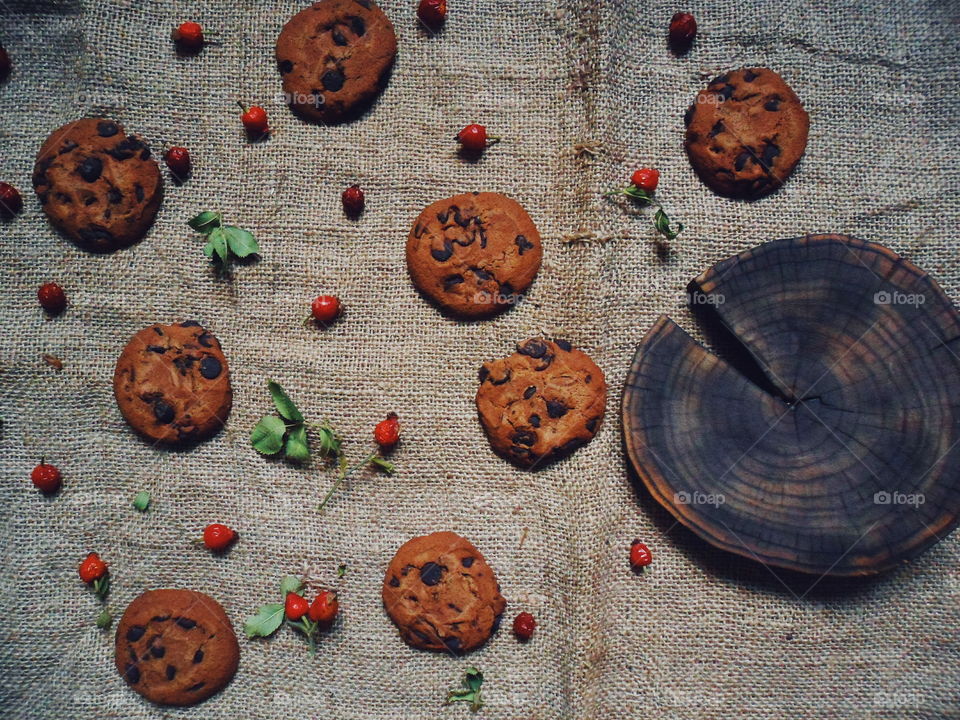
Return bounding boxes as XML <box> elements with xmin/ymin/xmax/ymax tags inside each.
<box><xmin>407</xmin><ymin>192</ymin><xmax>542</xmax><ymax>318</ymax></box>
<box><xmin>476</xmin><ymin>339</ymin><xmax>606</xmax><ymax>468</ymax></box>
<box><xmin>33</xmin><ymin>118</ymin><xmax>162</xmax><ymax>252</ymax></box>
<box><xmin>382</xmin><ymin>531</ymin><xmax>506</xmax><ymax>654</ymax></box>
<box><xmin>113</xmin><ymin>322</ymin><xmax>232</xmax><ymax>445</ymax></box>
<box><xmin>685</xmin><ymin>68</ymin><xmax>808</xmax><ymax>199</ymax></box>
<box><xmin>276</xmin><ymin>0</ymin><xmax>397</xmax><ymax>124</ymax></box>
<box><xmin>115</xmin><ymin>589</ymin><xmax>239</xmax><ymax>706</ymax></box>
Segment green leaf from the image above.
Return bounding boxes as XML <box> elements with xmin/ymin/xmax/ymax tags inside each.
<box><xmin>205</xmin><ymin>227</ymin><xmax>229</xmax><ymax>265</ymax></box>
<box><xmin>132</xmin><ymin>491</ymin><xmax>151</xmax><ymax>512</ymax></box>
<box><xmin>370</xmin><ymin>456</ymin><xmax>395</xmax><ymax>474</ymax></box>
<box><xmin>284</xmin><ymin>424</ymin><xmax>310</xmax><ymax>463</ymax></box>
<box><xmin>223</xmin><ymin>225</ymin><xmax>260</xmax><ymax>258</ymax></box>
<box><xmin>623</xmin><ymin>186</ymin><xmax>654</xmax><ymax>203</ymax></box>
<box><xmin>465</xmin><ymin>668</ymin><xmax>483</xmax><ymax>692</ymax></box>
<box><xmin>244</xmin><ymin>603</ymin><xmax>285</xmax><ymax>639</ymax></box>
<box><xmin>279</xmin><ymin>575</ymin><xmax>304</xmax><ymax>596</ymax></box>
<box><xmin>188</xmin><ymin>211</ymin><xmax>221</xmax><ymax>233</ymax></box>
<box><xmin>317</xmin><ymin>424</ymin><xmax>342</xmax><ymax>456</ymax></box>
<box><xmin>267</xmin><ymin>381</ymin><xmax>304</xmax><ymax>423</ymax></box>
<box><xmin>95</xmin><ymin>608</ymin><xmax>113</xmax><ymax>629</ymax></box>
<box><xmin>654</xmin><ymin>208</ymin><xmax>683</xmax><ymax>241</ymax></box>
<box><xmin>251</xmin><ymin>415</ymin><xmax>287</xmax><ymax>455</ymax></box>
<box><xmin>447</xmin><ymin>667</ymin><xmax>484</xmax><ymax>712</ymax></box>
<box><xmin>337</xmin><ymin>563</ymin><xmax>347</xmax><ymax>578</ymax></box>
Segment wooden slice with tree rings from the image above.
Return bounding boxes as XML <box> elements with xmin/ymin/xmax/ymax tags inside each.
<box><xmin>622</xmin><ymin>234</ymin><xmax>960</xmax><ymax>576</ymax></box>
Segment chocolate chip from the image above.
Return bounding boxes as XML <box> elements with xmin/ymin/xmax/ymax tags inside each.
<box><xmin>107</xmin><ymin>187</ymin><xmax>122</xmax><ymax>204</ymax></box>
<box><xmin>684</xmin><ymin>106</ymin><xmax>695</xmax><ymax>126</ymax></box>
<box><xmin>135</xmin><ymin>184</ymin><xmax>144</xmax><ymax>202</ymax></box>
<box><xmin>534</xmin><ymin>354</ymin><xmax>555</xmax><ymax>371</ymax></box>
<box><xmin>512</xmin><ymin>430</ymin><xmax>536</xmax><ymax>446</ymax></box>
<box><xmin>743</xmin><ymin>69</ymin><xmax>758</xmax><ymax>82</ymax></box>
<box><xmin>442</xmin><ymin>636</ymin><xmax>461</xmax><ymax>653</ymax></box>
<box><xmin>151</xmin><ymin>614</ymin><xmax>169</xmax><ymax>620</ymax></box>
<box><xmin>107</xmin><ymin>136</ymin><xmax>145</xmax><ymax>161</ymax></box>
<box><xmin>389</xmin><ymin>575</ymin><xmax>400</xmax><ymax>587</ymax></box>
<box><xmin>420</xmin><ymin>562</ymin><xmax>443</xmax><ymax>586</ymax></box>
<box><xmin>554</xmin><ymin>339</ymin><xmax>572</xmax><ymax>351</ymax></box>
<box><xmin>126</xmin><ymin>626</ymin><xmax>145</xmax><ymax>642</ymax></box>
<box><xmin>719</xmin><ymin>84</ymin><xmax>735</xmax><ymax>100</ymax></box>
<box><xmin>186</xmin><ymin>682</ymin><xmax>206</xmax><ymax>692</ymax></box>
<box><xmin>710</xmin><ymin>73</ymin><xmax>729</xmax><ymax>86</ymax></box>
<box><xmin>193</xmin><ymin>649</ymin><xmax>203</xmax><ymax>663</ymax></box>
<box><xmin>129</xmin><ymin>648</ymin><xmax>138</xmax><ymax>661</ymax></box>
<box><xmin>176</xmin><ymin>617</ymin><xmax>196</xmax><ymax>629</ymax></box>
<box><xmin>124</xmin><ymin>664</ymin><xmax>140</xmax><ymax>683</ymax></box>
<box><xmin>761</xmin><ymin>142</ymin><xmax>781</xmax><ymax>167</ymax></box>
<box><xmin>84</xmin><ymin>196</ymin><xmax>96</xmax><ymax>206</ymax></box>
<box><xmin>147</xmin><ymin>345</ymin><xmax>166</xmax><ymax>353</ymax></box>
<box><xmin>150</xmin><ymin>645</ymin><xmax>165</xmax><ymax>658</ymax></box>
<box><xmin>529</xmin><ymin>414</ymin><xmax>541</xmax><ymax>427</ymax></box>
<box><xmin>735</xmin><ymin>151</ymin><xmax>752</xmax><ymax>171</ymax></box>
<box><xmin>58</xmin><ymin>140</ymin><xmax>78</xmax><ymax>154</ymax></box>
<box><xmin>586</xmin><ymin>417</ymin><xmax>599</xmax><ymax>432</ymax></box>
<box><xmin>322</xmin><ymin>68</ymin><xmax>345</xmax><ymax>92</ymax></box>
<box><xmin>200</xmin><ymin>356</ymin><xmax>222</xmax><ymax>379</ymax></box>
<box><xmin>411</xmin><ymin>628</ymin><xmax>430</xmax><ymax>643</ymax></box>
<box><xmin>490</xmin><ymin>369</ymin><xmax>511</xmax><ymax>385</ymax></box>
<box><xmin>431</xmin><ymin>240</ymin><xmax>453</xmax><ymax>262</ymax></box>
<box><xmin>77</xmin><ymin>156</ymin><xmax>102</xmax><ymax>182</ymax></box>
<box><xmin>448</xmin><ymin>603</ymin><xmax>462</xmax><ymax>612</ymax></box>
<box><xmin>518</xmin><ymin>339</ymin><xmax>547</xmax><ymax>358</ymax></box>
<box><xmin>478</xmin><ymin>366</ymin><xmax>490</xmax><ymax>382</ymax></box>
<box><xmin>515</xmin><ymin>234</ymin><xmax>535</xmax><ymax>255</ymax></box>
<box><xmin>97</xmin><ymin>120</ymin><xmax>119</xmax><ymax>137</ymax></box>
<box><xmin>471</xmin><ymin>267</ymin><xmax>492</xmax><ymax>282</ymax></box>
<box><xmin>523</xmin><ymin>385</ymin><xmax>536</xmax><ymax>399</ymax></box>
<box><xmin>414</xmin><ymin>222</ymin><xmax>427</xmax><ymax>238</ymax></box>
<box><xmin>197</xmin><ymin>333</ymin><xmax>214</xmax><ymax>348</ymax></box>
<box><xmin>278</xmin><ymin>59</ymin><xmax>293</xmax><ymax>73</ymax></box>
<box><xmin>332</xmin><ymin>29</ymin><xmax>347</xmax><ymax>45</ymax></box>
<box><xmin>461</xmin><ymin>557</ymin><xmax>474</xmax><ymax>567</ymax></box>
<box><xmin>153</xmin><ymin>399</ymin><xmax>175</xmax><ymax>424</ymax></box>
<box><xmin>174</xmin><ymin>355</ymin><xmax>195</xmax><ymax>373</ymax></box>
<box><xmin>180</xmin><ymin>320</ymin><xmax>201</xmax><ymax>327</ymax></box>
<box><xmin>443</xmin><ymin>274</ymin><xmax>464</xmax><ymax>290</ymax></box>
<box><xmin>709</xmin><ymin>121</ymin><xmax>724</xmax><ymax>137</ymax></box>
<box><xmin>764</xmin><ymin>96</ymin><xmax>781</xmax><ymax>111</ymax></box>
<box><xmin>546</xmin><ymin>399</ymin><xmax>568</xmax><ymax>418</ymax></box>
<box><xmin>491</xmin><ymin>614</ymin><xmax>503</xmax><ymax>633</ymax></box>
<box><xmin>559</xmin><ymin>437</ymin><xmax>586</xmax><ymax>454</ymax></box>
<box><xmin>350</xmin><ymin>16</ymin><xmax>366</xmax><ymax>35</ymax></box>
<box><xmin>166</xmin><ymin>665</ymin><xmax>177</xmax><ymax>680</ymax></box>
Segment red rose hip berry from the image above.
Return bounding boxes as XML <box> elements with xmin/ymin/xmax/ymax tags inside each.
<box><xmin>37</xmin><ymin>282</ymin><xmax>67</xmax><ymax>315</ymax></box>
<box><xmin>285</xmin><ymin>592</ymin><xmax>310</xmax><ymax>620</ymax></box>
<box><xmin>373</xmin><ymin>412</ymin><xmax>400</xmax><ymax>449</ymax></box>
<box><xmin>342</xmin><ymin>184</ymin><xmax>365</xmax><ymax>216</ymax></box>
<box><xmin>631</xmin><ymin>168</ymin><xmax>660</xmax><ymax>194</ymax></box>
<box><xmin>308</xmin><ymin>590</ymin><xmax>339</xmax><ymax>625</ymax></box>
<box><xmin>78</xmin><ymin>552</ymin><xmax>107</xmax><ymax>583</ymax></box>
<box><xmin>630</xmin><ymin>539</ymin><xmax>653</xmax><ymax>568</ymax></box>
<box><xmin>238</xmin><ymin>102</ymin><xmax>269</xmax><ymax>137</ymax></box>
<box><xmin>668</xmin><ymin>12</ymin><xmax>697</xmax><ymax>52</ymax></box>
<box><xmin>513</xmin><ymin>611</ymin><xmax>536</xmax><ymax>641</ymax></box>
<box><xmin>0</xmin><ymin>182</ymin><xmax>22</xmax><ymax>218</ymax></box>
<box><xmin>311</xmin><ymin>295</ymin><xmax>342</xmax><ymax>326</ymax></box>
<box><xmin>172</xmin><ymin>21</ymin><xmax>205</xmax><ymax>50</ymax></box>
<box><xmin>418</xmin><ymin>0</ymin><xmax>447</xmax><ymax>27</ymax></box>
<box><xmin>202</xmin><ymin>523</ymin><xmax>237</xmax><ymax>552</ymax></box>
<box><xmin>456</xmin><ymin>124</ymin><xmax>499</xmax><ymax>152</ymax></box>
<box><xmin>31</xmin><ymin>460</ymin><xmax>62</xmax><ymax>493</ymax></box>
<box><xmin>165</xmin><ymin>146</ymin><xmax>192</xmax><ymax>180</ymax></box>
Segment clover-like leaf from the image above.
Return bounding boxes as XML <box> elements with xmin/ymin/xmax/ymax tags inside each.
<box><xmin>370</xmin><ymin>456</ymin><xmax>395</xmax><ymax>474</ymax></box>
<box><xmin>223</xmin><ymin>225</ymin><xmax>260</xmax><ymax>258</ymax></box>
<box><xmin>251</xmin><ymin>415</ymin><xmax>287</xmax><ymax>455</ymax></box>
<box><xmin>279</xmin><ymin>575</ymin><xmax>304</xmax><ymax>596</ymax></box>
<box><xmin>267</xmin><ymin>381</ymin><xmax>304</xmax><ymax>423</ymax></box>
<box><xmin>188</xmin><ymin>211</ymin><xmax>222</xmax><ymax>233</ymax></box>
<box><xmin>244</xmin><ymin>603</ymin><xmax>284</xmax><ymax>639</ymax></box>
<box><xmin>284</xmin><ymin>424</ymin><xmax>310</xmax><ymax>463</ymax></box>
<box><xmin>317</xmin><ymin>424</ymin><xmax>342</xmax><ymax>457</ymax></box>
<box><xmin>204</xmin><ymin>227</ymin><xmax>229</xmax><ymax>265</ymax></box>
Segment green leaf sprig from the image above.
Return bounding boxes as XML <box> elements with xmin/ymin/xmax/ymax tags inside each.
<box><xmin>604</xmin><ymin>185</ymin><xmax>683</xmax><ymax>241</ymax></box>
<box><xmin>188</xmin><ymin>211</ymin><xmax>260</xmax><ymax>270</ymax></box>
<box><xmin>132</xmin><ymin>491</ymin><xmax>151</xmax><ymax>512</ymax></box>
<box><xmin>446</xmin><ymin>667</ymin><xmax>484</xmax><ymax>712</ymax></box>
<box><xmin>244</xmin><ymin>575</ymin><xmax>325</xmax><ymax>654</ymax></box>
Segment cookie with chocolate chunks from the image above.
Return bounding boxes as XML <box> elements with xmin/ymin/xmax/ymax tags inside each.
<box><xmin>276</xmin><ymin>0</ymin><xmax>397</xmax><ymax>123</ymax></box>
<box><xmin>115</xmin><ymin>589</ymin><xmax>239</xmax><ymax>706</ymax></box>
<box><xmin>684</xmin><ymin>68</ymin><xmax>808</xmax><ymax>199</ymax></box>
<box><xmin>382</xmin><ymin>531</ymin><xmax>506</xmax><ymax>654</ymax></box>
<box><xmin>476</xmin><ymin>339</ymin><xmax>606</xmax><ymax>468</ymax></box>
<box><xmin>113</xmin><ymin>322</ymin><xmax>232</xmax><ymax>445</ymax></box>
<box><xmin>407</xmin><ymin>192</ymin><xmax>542</xmax><ymax>318</ymax></box>
<box><xmin>33</xmin><ymin>118</ymin><xmax>162</xmax><ymax>251</ymax></box>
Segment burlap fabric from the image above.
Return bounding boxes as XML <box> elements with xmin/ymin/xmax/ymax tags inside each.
<box><xmin>1</xmin><ymin>1</ymin><xmax>958</xmax><ymax>718</ymax></box>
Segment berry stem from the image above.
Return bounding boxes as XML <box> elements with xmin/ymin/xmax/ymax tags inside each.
<box><xmin>318</xmin><ymin>450</ymin><xmax>379</xmax><ymax>512</ymax></box>
<box><xmin>604</xmin><ymin>186</ymin><xmax>683</xmax><ymax>241</ymax></box>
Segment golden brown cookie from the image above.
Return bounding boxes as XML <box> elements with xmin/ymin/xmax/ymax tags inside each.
<box><xmin>113</xmin><ymin>322</ymin><xmax>232</xmax><ymax>445</ymax></box>
<box><xmin>406</xmin><ymin>192</ymin><xmax>542</xmax><ymax>318</ymax></box>
<box><xmin>276</xmin><ymin>0</ymin><xmax>397</xmax><ymax>123</ymax></box>
<box><xmin>476</xmin><ymin>339</ymin><xmax>606</xmax><ymax>468</ymax></box>
<box><xmin>32</xmin><ymin>118</ymin><xmax>163</xmax><ymax>251</ymax></box>
<box><xmin>684</xmin><ymin>68</ymin><xmax>808</xmax><ymax>199</ymax></box>
<box><xmin>115</xmin><ymin>589</ymin><xmax>239</xmax><ymax>706</ymax></box>
<box><xmin>382</xmin><ymin>531</ymin><xmax>506</xmax><ymax>654</ymax></box>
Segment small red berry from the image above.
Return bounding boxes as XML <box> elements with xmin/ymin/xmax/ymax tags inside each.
<box><xmin>631</xmin><ymin>168</ymin><xmax>660</xmax><ymax>194</ymax></box>
<box><xmin>342</xmin><ymin>184</ymin><xmax>365</xmax><ymax>216</ymax></box>
<box><xmin>308</xmin><ymin>590</ymin><xmax>339</xmax><ymax>625</ymax></box>
<box><xmin>0</xmin><ymin>182</ymin><xmax>23</xmax><ymax>218</ymax></box>
<box><xmin>456</xmin><ymin>124</ymin><xmax>499</xmax><ymax>152</ymax></box>
<box><xmin>239</xmin><ymin>103</ymin><xmax>269</xmax><ymax>137</ymax></box>
<box><xmin>630</xmin><ymin>539</ymin><xmax>653</xmax><ymax>568</ymax></box>
<box><xmin>311</xmin><ymin>295</ymin><xmax>342</xmax><ymax>326</ymax></box>
<box><xmin>668</xmin><ymin>12</ymin><xmax>697</xmax><ymax>52</ymax></box>
<box><xmin>165</xmin><ymin>147</ymin><xmax>192</xmax><ymax>180</ymax></box>
<box><xmin>513</xmin><ymin>611</ymin><xmax>536</xmax><ymax>641</ymax></box>
<box><xmin>202</xmin><ymin>523</ymin><xmax>237</xmax><ymax>552</ymax></box>
<box><xmin>31</xmin><ymin>460</ymin><xmax>62</xmax><ymax>493</ymax></box>
<box><xmin>37</xmin><ymin>282</ymin><xmax>67</xmax><ymax>315</ymax></box>
<box><xmin>0</xmin><ymin>46</ymin><xmax>10</xmax><ymax>81</ymax></box>
<box><xmin>418</xmin><ymin>0</ymin><xmax>447</xmax><ymax>26</ymax></box>
<box><xmin>285</xmin><ymin>592</ymin><xmax>310</xmax><ymax>620</ymax></box>
<box><xmin>79</xmin><ymin>552</ymin><xmax>107</xmax><ymax>583</ymax></box>
<box><xmin>172</xmin><ymin>21</ymin><xmax>205</xmax><ymax>50</ymax></box>
<box><xmin>373</xmin><ymin>412</ymin><xmax>400</xmax><ymax>449</ymax></box>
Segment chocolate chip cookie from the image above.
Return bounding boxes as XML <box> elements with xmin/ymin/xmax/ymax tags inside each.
<box><xmin>276</xmin><ymin>0</ymin><xmax>397</xmax><ymax>123</ymax></box>
<box><xmin>406</xmin><ymin>192</ymin><xmax>542</xmax><ymax>318</ymax></box>
<box><xmin>32</xmin><ymin>118</ymin><xmax>163</xmax><ymax>251</ymax></box>
<box><xmin>684</xmin><ymin>68</ymin><xmax>808</xmax><ymax>199</ymax></box>
<box><xmin>115</xmin><ymin>589</ymin><xmax>240</xmax><ymax>706</ymax></box>
<box><xmin>382</xmin><ymin>531</ymin><xmax>506</xmax><ymax>654</ymax></box>
<box><xmin>113</xmin><ymin>322</ymin><xmax>232</xmax><ymax>445</ymax></box>
<box><xmin>476</xmin><ymin>339</ymin><xmax>606</xmax><ymax>468</ymax></box>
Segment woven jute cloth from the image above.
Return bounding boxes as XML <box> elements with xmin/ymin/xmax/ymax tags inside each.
<box><xmin>1</xmin><ymin>1</ymin><xmax>958</xmax><ymax>718</ymax></box>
